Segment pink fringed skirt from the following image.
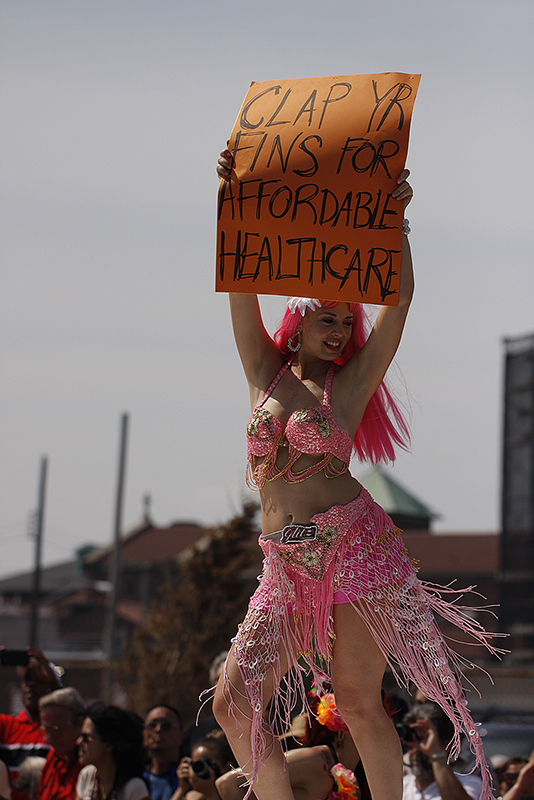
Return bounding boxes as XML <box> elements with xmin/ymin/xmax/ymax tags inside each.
<box><xmin>225</xmin><ymin>487</ymin><xmax>502</xmax><ymax>800</ymax></box>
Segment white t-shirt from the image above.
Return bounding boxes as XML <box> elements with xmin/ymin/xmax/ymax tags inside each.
<box><xmin>403</xmin><ymin>771</ymin><xmax>483</xmax><ymax>800</ymax></box>
<box><xmin>76</xmin><ymin>765</ymin><xmax>148</xmax><ymax>800</ymax></box>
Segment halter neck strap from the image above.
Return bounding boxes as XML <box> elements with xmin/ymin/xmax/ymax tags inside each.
<box><xmin>258</xmin><ymin>362</ymin><xmax>336</xmax><ymax>409</ymax></box>
<box><xmin>257</xmin><ymin>361</ymin><xmax>291</xmax><ymax>408</ymax></box>
<box><xmin>323</xmin><ymin>365</ymin><xmax>335</xmax><ymax>407</ymax></box>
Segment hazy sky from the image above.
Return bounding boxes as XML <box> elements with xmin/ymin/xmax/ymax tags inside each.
<box><xmin>1</xmin><ymin>0</ymin><xmax>533</xmax><ymax>580</ymax></box>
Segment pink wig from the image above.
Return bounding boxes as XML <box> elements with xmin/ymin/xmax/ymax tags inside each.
<box><xmin>273</xmin><ymin>300</ymin><xmax>410</xmax><ymax>463</ymax></box>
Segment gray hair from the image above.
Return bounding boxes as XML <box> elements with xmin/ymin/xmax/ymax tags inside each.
<box><xmin>403</xmin><ymin>701</ymin><xmax>455</xmax><ymax>746</ymax></box>
<box><xmin>16</xmin><ymin>757</ymin><xmax>47</xmax><ymax>800</ymax></box>
<box><xmin>39</xmin><ymin>686</ymin><xmax>85</xmax><ymax>720</ymax></box>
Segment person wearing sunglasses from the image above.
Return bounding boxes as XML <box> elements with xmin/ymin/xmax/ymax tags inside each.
<box><xmin>0</xmin><ymin>647</ymin><xmax>62</xmax><ymax>799</ymax></box>
<box><xmin>142</xmin><ymin>706</ymin><xmax>184</xmax><ymax>800</ymax></box>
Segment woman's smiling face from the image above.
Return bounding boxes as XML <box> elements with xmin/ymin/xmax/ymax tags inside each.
<box><xmin>300</xmin><ymin>303</ymin><xmax>353</xmax><ymax>360</ymax></box>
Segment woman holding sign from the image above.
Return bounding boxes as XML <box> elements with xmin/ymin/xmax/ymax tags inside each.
<box><xmin>213</xmin><ymin>150</ymin><xmax>499</xmax><ymax>800</ymax></box>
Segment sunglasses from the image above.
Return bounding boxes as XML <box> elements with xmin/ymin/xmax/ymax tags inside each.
<box><xmin>144</xmin><ymin>720</ymin><xmax>176</xmax><ymax>732</ymax></box>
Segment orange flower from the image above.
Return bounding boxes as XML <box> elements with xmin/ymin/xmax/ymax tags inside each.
<box><xmin>330</xmin><ymin>763</ymin><xmax>359</xmax><ymax>800</ymax></box>
<box><xmin>316</xmin><ymin>694</ymin><xmax>349</xmax><ymax>732</ymax></box>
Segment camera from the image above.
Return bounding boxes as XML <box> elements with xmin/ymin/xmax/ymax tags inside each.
<box><xmin>191</xmin><ymin>758</ymin><xmax>221</xmax><ymax>781</ymax></box>
<box><xmin>395</xmin><ymin>722</ymin><xmax>415</xmax><ymax>743</ymax></box>
<box><xmin>0</xmin><ymin>650</ymin><xmax>30</xmax><ymax>667</ymax></box>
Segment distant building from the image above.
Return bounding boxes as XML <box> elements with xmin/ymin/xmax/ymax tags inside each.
<box><xmin>500</xmin><ymin>332</ymin><xmax>534</xmax><ymax>662</ymax></box>
<box><xmin>0</xmin><ymin>515</ymin><xmax>207</xmax><ymax>709</ymax></box>
<box><xmin>359</xmin><ymin>467</ymin><xmax>441</xmax><ymax>530</ymax></box>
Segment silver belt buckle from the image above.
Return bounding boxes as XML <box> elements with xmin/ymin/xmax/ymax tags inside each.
<box><xmin>280</xmin><ymin>524</ymin><xmax>318</xmax><ymax>544</ymax></box>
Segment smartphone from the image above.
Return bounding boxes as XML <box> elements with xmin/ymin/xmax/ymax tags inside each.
<box><xmin>0</xmin><ymin>650</ymin><xmax>30</xmax><ymax>666</ymax></box>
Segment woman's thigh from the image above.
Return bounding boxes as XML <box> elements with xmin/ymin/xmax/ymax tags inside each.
<box><xmin>214</xmin><ymin>621</ymin><xmax>291</xmax><ymax>723</ymax></box>
<box><xmin>331</xmin><ymin>601</ymin><xmax>387</xmax><ymax>711</ymax></box>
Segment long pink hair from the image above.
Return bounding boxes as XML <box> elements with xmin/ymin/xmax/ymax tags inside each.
<box><xmin>273</xmin><ymin>300</ymin><xmax>410</xmax><ymax>463</ymax></box>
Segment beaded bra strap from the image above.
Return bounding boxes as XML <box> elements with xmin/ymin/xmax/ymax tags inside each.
<box><xmin>257</xmin><ymin>361</ymin><xmax>291</xmax><ymax>409</ymax></box>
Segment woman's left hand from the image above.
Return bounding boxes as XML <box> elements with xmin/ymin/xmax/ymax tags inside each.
<box><xmin>391</xmin><ymin>169</ymin><xmax>413</xmax><ymax>210</ymax></box>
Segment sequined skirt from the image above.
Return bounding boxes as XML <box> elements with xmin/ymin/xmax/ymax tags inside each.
<box><xmin>223</xmin><ymin>487</ymin><xmax>503</xmax><ymax>800</ymax></box>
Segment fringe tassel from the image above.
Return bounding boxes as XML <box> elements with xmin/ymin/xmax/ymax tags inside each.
<box><xmin>350</xmin><ymin>573</ymin><xmax>507</xmax><ymax>800</ymax></box>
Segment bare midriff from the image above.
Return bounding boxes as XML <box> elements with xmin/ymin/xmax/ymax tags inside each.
<box><xmin>258</xmin><ymin>454</ymin><xmax>361</xmax><ymax>535</ymax></box>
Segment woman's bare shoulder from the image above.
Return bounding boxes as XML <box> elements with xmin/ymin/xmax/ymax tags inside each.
<box><xmin>286</xmin><ymin>745</ymin><xmax>334</xmax><ymax>780</ymax></box>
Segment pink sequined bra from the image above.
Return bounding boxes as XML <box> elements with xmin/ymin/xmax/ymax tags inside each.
<box><xmin>246</xmin><ymin>362</ymin><xmax>353</xmax><ymax>489</ymax></box>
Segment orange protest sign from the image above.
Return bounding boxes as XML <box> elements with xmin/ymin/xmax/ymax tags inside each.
<box><xmin>216</xmin><ymin>72</ymin><xmax>420</xmax><ymax>305</ymax></box>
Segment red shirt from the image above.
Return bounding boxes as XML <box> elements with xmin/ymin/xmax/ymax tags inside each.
<box><xmin>37</xmin><ymin>749</ymin><xmax>82</xmax><ymax>800</ymax></box>
<box><xmin>0</xmin><ymin>710</ymin><xmax>52</xmax><ymax>800</ymax></box>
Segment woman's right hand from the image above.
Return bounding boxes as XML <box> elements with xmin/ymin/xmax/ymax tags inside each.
<box><xmin>217</xmin><ymin>149</ymin><xmax>233</xmax><ymax>180</ymax></box>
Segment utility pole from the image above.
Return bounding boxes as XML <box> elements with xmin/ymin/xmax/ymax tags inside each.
<box><xmin>102</xmin><ymin>413</ymin><xmax>129</xmax><ymax>701</ymax></box>
<box><xmin>29</xmin><ymin>456</ymin><xmax>48</xmax><ymax>648</ymax></box>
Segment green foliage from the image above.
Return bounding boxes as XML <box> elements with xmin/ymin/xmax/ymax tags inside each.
<box><xmin>118</xmin><ymin>502</ymin><xmax>259</xmax><ymax>722</ymax></box>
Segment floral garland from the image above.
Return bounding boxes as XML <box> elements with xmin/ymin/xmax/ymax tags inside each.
<box><xmin>315</xmin><ymin>693</ymin><xmax>349</xmax><ymax>732</ymax></box>
<box><xmin>310</xmin><ymin>685</ymin><xmax>359</xmax><ymax>800</ymax></box>
<box><xmin>328</xmin><ymin>763</ymin><xmax>359</xmax><ymax>800</ymax></box>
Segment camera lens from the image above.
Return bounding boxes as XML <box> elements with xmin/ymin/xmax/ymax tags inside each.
<box><xmin>191</xmin><ymin>760</ymin><xmax>211</xmax><ymax>780</ymax></box>
<box><xmin>395</xmin><ymin>723</ymin><xmax>413</xmax><ymax>742</ymax></box>
<box><xmin>191</xmin><ymin>758</ymin><xmax>223</xmax><ymax>780</ymax></box>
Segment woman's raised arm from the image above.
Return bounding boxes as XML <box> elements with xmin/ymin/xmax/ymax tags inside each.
<box><xmin>229</xmin><ymin>294</ymin><xmax>285</xmax><ymax>406</ymax></box>
<box><xmin>336</xmin><ymin>169</ymin><xmax>414</xmax><ymax>410</ymax></box>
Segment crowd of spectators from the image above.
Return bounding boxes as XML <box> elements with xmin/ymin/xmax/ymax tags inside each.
<box><xmin>1</xmin><ymin>648</ymin><xmax>533</xmax><ymax>800</ymax></box>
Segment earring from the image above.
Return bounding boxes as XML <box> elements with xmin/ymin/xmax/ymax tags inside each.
<box><xmin>287</xmin><ymin>329</ymin><xmax>302</xmax><ymax>352</ymax></box>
